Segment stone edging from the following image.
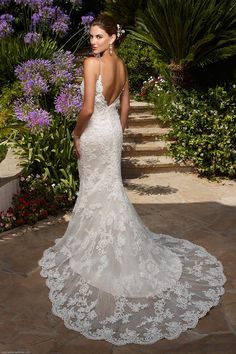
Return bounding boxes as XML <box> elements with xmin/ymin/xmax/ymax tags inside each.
<box><xmin>0</xmin><ymin>208</ymin><xmax>73</xmax><ymax>240</ymax></box>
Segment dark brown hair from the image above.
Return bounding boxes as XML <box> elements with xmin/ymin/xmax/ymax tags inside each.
<box><xmin>90</xmin><ymin>14</ymin><xmax>124</xmax><ymax>47</ymax></box>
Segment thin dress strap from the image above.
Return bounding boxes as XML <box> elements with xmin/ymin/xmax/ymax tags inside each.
<box><xmin>98</xmin><ymin>56</ymin><xmax>102</xmax><ymax>79</ymax></box>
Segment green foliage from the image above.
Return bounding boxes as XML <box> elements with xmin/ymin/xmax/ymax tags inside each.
<box><xmin>117</xmin><ymin>34</ymin><xmax>158</xmax><ymax>93</ymax></box>
<box><xmin>0</xmin><ymin>82</ymin><xmax>24</xmax><ymax>126</ymax></box>
<box><xmin>103</xmin><ymin>0</ymin><xmax>147</xmax><ymax>27</ymax></box>
<box><xmin>129</xmin><ymin>0</ymin><xmax>236</xmax><ymax>86</ymax></box>
<box><xmin>0</xmin><ymin>35</ymin><xmax>58</xmax><ymax>85</ymax></box>
<box><xmin>0</xmin><ymin>144</ymin><xmax>7</xmax><ymax>163</ymax></box>
<box><xmin>0</xmin><ymin>82</ymin><xmax>29</xmax><ymax>146</ymax></box>
<box><xmin>155</xmin><ymin>84</ymin><xmax>236</xmax><ymax>178</ymax></box>
<box><xmin>134</xmin><ymin>74</ymin><xmax>172</xmax><ymax>102</ymax></box>
<box><xmin>8</xmin><ymin>115</ymin><xmax>79</xmax><ymax>199</ymax></box>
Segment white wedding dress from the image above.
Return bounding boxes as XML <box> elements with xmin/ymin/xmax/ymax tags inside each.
<box><xmin>38</xmin><ymin>58</ymin><xmax>227</xmax><ymax>345</ymax></box>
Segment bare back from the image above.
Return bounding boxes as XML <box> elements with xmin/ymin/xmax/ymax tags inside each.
<box><xmin>97</xmin><ymin>56</ymin><xmax>127</xmax><ymax>107</ymax></box>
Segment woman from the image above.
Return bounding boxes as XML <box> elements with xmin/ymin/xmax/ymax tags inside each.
<box><xmin>38</xmin><ymin>14</ymin><xmax>226</xmax><ymax>345</ymax></box>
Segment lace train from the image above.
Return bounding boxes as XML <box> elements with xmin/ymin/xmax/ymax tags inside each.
<box><xmin>38</xmin><ymin>66</ymin><xmax>227</xmax><ymax>345</ymax></box>
<box><xmin>38</xmin><ymin>226</ymin><xmax>226</xmax><ymax>345</ymax></box>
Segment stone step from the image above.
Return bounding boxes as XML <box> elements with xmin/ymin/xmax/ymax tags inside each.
<box><xmin>122</xmin><ymin>141</ymin><xmax>169</xmax><ymax>157</ymax></box>
<box><xmin>129</xmin><ymin>100</ymin><xmax>154</xmax><ymax>115</ymax></box>
<box><xmin>127</xmin><ymin>114</ymin><xmax>167</xmax><ymax>128</ymax></box>
<box><xmin>123</xmin><ymin>126</ymin><xmax>172</xmax><ymax>143</ymax></box>
<box><xmin>128</xmin><ymin>114</ymin><xmax>159</xmax><ymax>127</ymax></box>
<box><xmin>121</xmin><ymin>155</ymin><xmax>194</xmax><ymax>178</ymax></box>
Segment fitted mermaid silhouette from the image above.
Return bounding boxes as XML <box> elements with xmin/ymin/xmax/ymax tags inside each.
<box><xmin>38</xmin><ymin>55</ymin><xmax>226</xmax><ymax>345</ymax></box>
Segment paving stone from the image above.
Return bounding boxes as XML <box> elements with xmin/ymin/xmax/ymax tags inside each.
<box><xmin>1</xmin><ymin>168</ymin><xmax>236</xmax><ymax>352</ymax></box>
<box><xmin>52</xmin><ymin>335</ymin><xmax>113</xmax><ymax>354</ymax></box>
<box><xmin>222</xmin><ymin>291</ymin><xmax>236</xmax><ymax>332</ymax></box>
<box><xmin>112</xmin><ymin>333</ymin><xmax>236</xmax><ymax>354</ymax></box>
<box><xmin>192</xmin><ymin>301</ymin><xmax>229</xmax><ymax>334</ymax></box>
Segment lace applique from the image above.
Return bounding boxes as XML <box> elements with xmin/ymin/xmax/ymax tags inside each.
<box><xmin>38</xmin><ymin>72</ymin><xmax>227</xmax><ymax>345</ymax></box>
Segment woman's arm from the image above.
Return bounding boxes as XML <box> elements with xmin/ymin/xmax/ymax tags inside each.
<box><xmin>72</xmin><ymin>57</ymin><xmax>98</xmax><ymax>138</ymax></box>
<box><xmin>119</xmin><ymin>65</ymin><xmax>130</xmax><ymax>132</ymax></box>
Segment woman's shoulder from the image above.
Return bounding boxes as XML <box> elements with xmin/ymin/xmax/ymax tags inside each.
<box><xmin>117</xmin><ymin>57</ymin><xmax>127</xmax><ymax>75</ymax></box>
<box><xmin>117</xmin><ymin>56</ymin><xmax>126</xmax><ymax>66</ymax></box>
<box><xmin>83</xmin><ymin>55</ymin><xmax>99</xmax><ymax>67</ymax></box>
<box><xmin>82</xmin><ymin>56</ymin><xmax>100</xmax><ymax>77</ymax></box>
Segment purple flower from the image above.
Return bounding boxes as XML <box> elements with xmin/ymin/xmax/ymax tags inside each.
<box><xmin>15</xmin><ymin>59</ymin><xmax>51</xmax><ymax>96</ymax></box>
<box><xmin>14</xmin><ymin>1</ymin><xmax>69</xmax><ymax>36</ymax></box>
<box><xmin>31</xmin><ymin>12</ymin><xmax>41</xmax><ymax>25</ymax></box>
<box><xmin>14</xmin><ymin>98</ymin><xmax>52</xmax><ymax>132</ymax></box>
<box><xmin>38</xmin><ymin>6</ymin><xmax>56</xmax><ymax>20</ymax></box>
<box><xmin>81</xmin><ymin>14</ymin><xmax>94</xmax><ymax>32</ymax></box>
<box><xmin>24</xmin><ymin>31</ymin><xmax>41</xmax><ymax>44</ymax></box>
<box><xmin>55</xmin><ymin>84</ymin><xmax>83</xmax><ymax>118</ymax></box>
<box><xmin>81</xmin><ymin>15</ymin><xmax>94</xmax><ymax>26</ymax></box>
<box><xmin>0</xmin><ymin>13</ymin><xmax>14</xmax><ymax>39</ymax></box>
<box><xmin>26</xmin><ymin>108</ymin><xmax>51</xmax><ymax>130</ymax></box>
<box><xmin>23</xmin><ymin>72</ymin><xmax>48</xmax><ymax>95</ymax></box>
<box><xmin>51</xmin><ymin>7</ymin><xmax>70</xmax><ymax>35</ymax></box>
<box><xmin>50</xmin><ymin>50</ymin><xmax>76</xmax><ymax>88</ymax></box>
<box><xmin>15</xmin><ymin>58</ymin><xmax>51</xmax><ymax>81</ymax></box>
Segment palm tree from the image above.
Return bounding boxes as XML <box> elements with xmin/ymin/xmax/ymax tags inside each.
<box><xmin>129</xmin><ymin>0</ymin><xmax>236</xmax><ymax>87</ymax></box>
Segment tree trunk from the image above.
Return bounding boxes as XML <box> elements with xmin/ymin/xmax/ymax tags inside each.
<box><xmin>169</xmin><ymin>62</ymin><xmax>192</xmax><ymax>88</ymax></box>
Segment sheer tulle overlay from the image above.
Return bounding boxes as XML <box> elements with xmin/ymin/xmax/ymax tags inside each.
<box><xmin>38</xmin><ymin>74</ymin><xmax>227</xmax><ymax>345</ymax></box>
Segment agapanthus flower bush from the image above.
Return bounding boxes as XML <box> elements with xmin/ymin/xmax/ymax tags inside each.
<box><xmin>0</xmin><ymin>0</ymin><xmax>93</xmax><ymax>50</ymax></box>
<box><xmin>13</xmin><ymin>50</ymin><xmax>81</xmax><ymax>131</ymax></box>
<box><xmin>9</xmin><ymin>49</ymin><xmax>82</xmax><ymax>198</ymax></box>
<box><xmin>0</xmin><ymin>0</ymin><xmax>94</xmax><ymax>85</ymax></box>
<box><xmin>1</xmin><ymin>0</ymin><xmax>71</xmax><ymax>39</ymax></box>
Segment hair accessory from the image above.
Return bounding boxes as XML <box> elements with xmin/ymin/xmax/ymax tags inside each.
<box><xmin>116</xmin><ymin>24</ymin><xmax>125</xmax><ymax>39</ymax></box>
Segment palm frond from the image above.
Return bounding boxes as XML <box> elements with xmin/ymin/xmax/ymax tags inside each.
<box><xmin>103</xmin><ymin>0</ymin><xmax>146</xmax><ymax>26</ymax></box>
<box><xmin>129</xmin><ymin>0</ymin><xmax>236</xmax><ymax>69</ymax></box>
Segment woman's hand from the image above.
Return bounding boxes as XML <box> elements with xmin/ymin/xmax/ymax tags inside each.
<box><xmin>73</xmin><ymin>136</ymin><xmax>81</xmax><ymax>160</ymax></box>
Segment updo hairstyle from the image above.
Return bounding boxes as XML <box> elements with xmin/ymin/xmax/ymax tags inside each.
<box><xmin>90</xmin><ymin>14</ymin><xmax>125</xmax><ymax>48</ymax></box>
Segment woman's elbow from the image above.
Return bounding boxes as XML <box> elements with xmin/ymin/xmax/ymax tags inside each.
<box><xmin>81</xmin><ymin>105</ymin><xmax>94</xmax><ymax>117</ymax></box>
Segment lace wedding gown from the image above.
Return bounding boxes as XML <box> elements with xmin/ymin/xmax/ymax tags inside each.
<box><xmin>38</xmin><ymin>60</ymin><xmax>227</xmax><ymax>345</ymax></box>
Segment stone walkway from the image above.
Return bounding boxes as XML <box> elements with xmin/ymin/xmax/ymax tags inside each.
<box><xmin>0</xmin><ymin>171</ymin><xmax>236</xmax><ymax>354</ymax></box>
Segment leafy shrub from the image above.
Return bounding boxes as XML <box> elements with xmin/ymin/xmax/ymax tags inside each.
<box><xmin>13</xmin><ymin>118</ymin><xmax>79</xmax><ymax>199</ymax></box>
<box><xmin>117</xmin><ymin>34</ymin><xmax>158</xmax><ymax>94</ymax></box>
<box><xmin>153</xmin><ymin>84</ymin><xmax>236</xmax><ymax>178</ymax></box>
<box><xmin>0</xmin><ymin>144</ymin><xmax>7</xmax><ymax>163</ymax></box>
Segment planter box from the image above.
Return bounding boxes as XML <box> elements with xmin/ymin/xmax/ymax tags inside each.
<box><xmin>0</xmin><ymin>147</ymin><xmax>23</xmax><ymax>212</ymax></box>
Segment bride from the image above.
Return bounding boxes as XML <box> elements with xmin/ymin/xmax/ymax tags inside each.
<box><xmin>38</xmin><ymin>14</ymin><xmax>227</xmax><ymax>345</ymax></box>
